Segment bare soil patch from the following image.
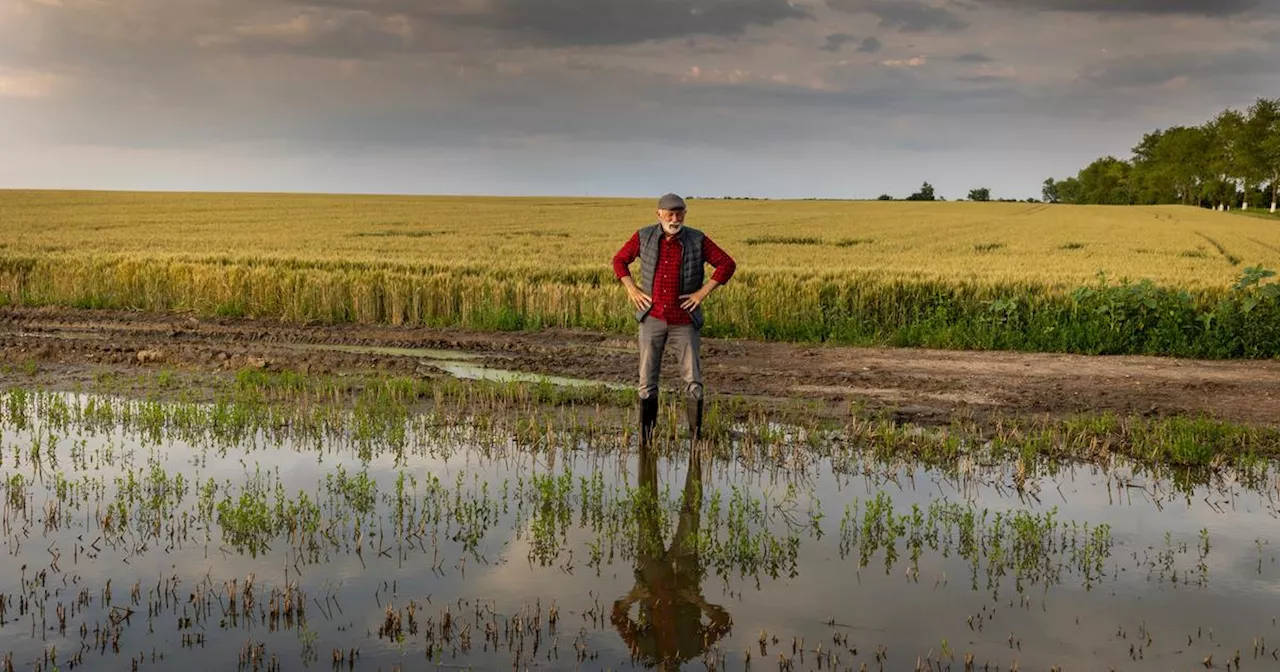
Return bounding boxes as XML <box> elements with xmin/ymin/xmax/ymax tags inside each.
<box><xmin>2</xmin><ymin>306</ymin><xmax>1278</xmax><ymax>427</ymax></box>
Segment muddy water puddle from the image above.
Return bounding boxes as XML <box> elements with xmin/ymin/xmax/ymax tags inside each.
<box><xmin>285</xmin><ymin>342</ymin><xmax>628</xmax><ymax>390</ymax></box>
<box><xmin>1</xmin><ymin>392</ymin><xmax>1279</xmax><ymax>671</ymax></box>
<box><xmin>425</xmin><ymin>361</ymin><xmax>631</xmax><ymax>390</ymax></box>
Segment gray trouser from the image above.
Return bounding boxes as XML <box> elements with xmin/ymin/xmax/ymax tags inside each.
<box><xmin>638</xmin><ymin>318</ymin><xmax>702</xmax><ymax>401</ymax></box>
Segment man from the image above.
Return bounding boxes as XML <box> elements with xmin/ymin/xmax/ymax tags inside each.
<box><xmin>612</xmin><ymin>193</ymin><xmax>736</xmax><ymax>446</ymax></box>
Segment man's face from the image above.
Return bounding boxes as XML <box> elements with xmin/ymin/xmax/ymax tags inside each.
<box><xmin>657</xmin><ymin>208</ymin><xmax>686</xmax><ymax>235</ymax></box>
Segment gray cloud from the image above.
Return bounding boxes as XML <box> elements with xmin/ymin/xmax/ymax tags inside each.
<box><xmin>956</xmin><ymin>74</ymin><xmax>1006</xmax><ymax>83</ymax></box>
<box><xmin>431</xmin><ymin>0</ymin><xmax>814</xmax><ymax>47</ymax></box>
<box><xmin>973</xmin><ymin>0</ymin><xmax>1272</xmax><ymax>16</ymax></box>
<box><xmin>821</xmin><ymin>32</ymin><xmax>858</xmax><ymax>51</ymax></box>
<box><xmin>1080</xmin><ymin>47</ymin><xmax>1277</xmax><ymax>89</ymax></box>
<box><xmin>828</xmin><ymin>0</ymin><xmax>968</xmax><ymax>32</ymax></box>
<box><xmin>5</xmin><ymin>0</ymin><xmax>815</xmax><ymax>68</ymax></box>
<box><xmin>5</xmin><ymin>0</ymin><xmax>1280</xmax><ymax>199</ymax></box>
<box><xmin>12</xmin><ymin>45</ymin><xmax>1028</xmax><ymax>156</ymax></box>
<box><xmin>226</xmin><ymin>12</ymin><xmax>425</xmax><ymax>59</ymax></box>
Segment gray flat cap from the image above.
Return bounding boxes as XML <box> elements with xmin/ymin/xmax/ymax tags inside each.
<box><xmin>657</xmin><ymin>193</ymin><xmax>686</xmax><ymax>210</ymax></box>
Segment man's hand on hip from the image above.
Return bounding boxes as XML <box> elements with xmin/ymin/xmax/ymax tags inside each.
<box><xmin>628</xmin><ymin>286</ymin><xmax>653</xmax><ymax>311</ymax></box>
<box><xmin>620</xmin><ymin>276</ymin><xmax>652</xmax><ymax>310</ymax></box>
<box><xmin>680</xmin><ymin>280</ymin><xmax>720</xmax><ymax>312</ymax></box>
<box><xmin>679</xmin><ymin>290</ymin><xmax>706</xmax><ymax>312</ymax></box>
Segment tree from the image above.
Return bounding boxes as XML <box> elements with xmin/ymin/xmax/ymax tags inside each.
<box><xmin>968</xmin><ymin>187</ymin><xmax>991</xmax><ymax>202</ymax></box>
<box><xmin>1035</xmin><ymin>97</ymin><xmax>1280</xmax><ymax>212</ymax></box>
<box><xmin>1056</xmin><ymin>177</ymin><xmax>1082</xmax><ymax>204</ymax></box>
<box><xmin>1157</xmin><ymin>126</ymin><xmax>1210</xmax><ymax>205</ymax></box>
<box><xmin>876</xmin><ymin>193</ymin><xmax>894</xmax><ymax>201</ymax></box>
<box><xmin>906</xmin><ymin>181</ymin><xmax>936</xmax><ymax>201</ymax></box>
<box><xmin>1130</xmin><ymin>129</ymin><xmax>1178</xmax><ymax>204</ymax></box>
<box><xmin>1246</xmin><ymin>98</ymin><xmax>1280</xmax><ymax>213</ymax></box>
<box><xmin>1235</xmin><ymin>99</ymin><xmax>1273</xmax><ymax>209</ymax></box>
<box><xmin>1075</xmin><ymin>157</ymin><xmax>1133</xmax><ymax>205</ymax></box>
<box><xmin>1202</xmin><ymin>109</ymin><xmax>1246</xmax><ymax>210</ymax></box>
<box><xmin>1130</xmin><ymin>127</ymin><xmax>1216</xmax><ymax>205</ymax></box>
<box><xmin>1042</xmin><ymin>178</ymin><xmax>1059</xmax><ymax>204</ymax></box>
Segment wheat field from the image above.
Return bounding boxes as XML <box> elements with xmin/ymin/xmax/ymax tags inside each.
<box><xmin>3</xmin><ymin>189</ymin><xmax>1280</xmax><ymax>355</ymax></box>
<box><xmin>4</xmin><ymin>190</ymin><xmax>1277</xmax><ymax>285</ymax></box>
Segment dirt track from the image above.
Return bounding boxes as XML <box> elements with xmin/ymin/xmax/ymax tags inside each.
<box><xmin>1</xmin><ymin>306</ymin><xmax>1278</xmax><ymax>426</ymax></box>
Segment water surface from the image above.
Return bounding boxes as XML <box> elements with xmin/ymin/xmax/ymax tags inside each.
<box><xmin>0</xmin><ymin>391</ymin><xmax>1277</xmax><ymax>671</ymax></box>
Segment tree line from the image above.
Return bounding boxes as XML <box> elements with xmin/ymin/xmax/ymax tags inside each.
<box><xmin>876</xmin><ymin>183</ymin><xmax>1038</xmax><ymax>203</ymax></box>
<box><xmin>1042</xmin><ymin>97</ymin><xmax>1280</xmax><ymax>212</ymax></box>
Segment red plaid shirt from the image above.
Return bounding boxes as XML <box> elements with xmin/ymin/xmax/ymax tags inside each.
<box><xmin>613</xmin><ymin>230</ymin><xmax>736</xmax><ymax>325</ymax></box>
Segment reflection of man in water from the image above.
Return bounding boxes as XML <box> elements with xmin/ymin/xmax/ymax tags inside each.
<box><xmin>611</xmin><ymin>444</ymin><xmax>732</xmax><ymax>669</ymax></box>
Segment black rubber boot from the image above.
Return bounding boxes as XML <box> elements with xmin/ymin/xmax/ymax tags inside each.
<box><xmin>685</xmin><ymin>397</ymin><xmax>703</xmax><ymax>443</ymax></box>
<box><xmin>639</xmin><ymin>396</ymin><xmax>659</xmax><ymax>447</ymax></box>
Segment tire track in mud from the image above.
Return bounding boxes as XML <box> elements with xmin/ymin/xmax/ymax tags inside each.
<box><xmin>1</xmin><ymin>307</ymin><xmax>1279</xmax><ymax>427</ymax></box>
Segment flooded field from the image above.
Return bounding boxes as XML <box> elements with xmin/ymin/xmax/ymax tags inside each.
<box><xmin>1</xmin><ymin>388</ymin><xmax>1279</xmax><ymax>671</ymax></box>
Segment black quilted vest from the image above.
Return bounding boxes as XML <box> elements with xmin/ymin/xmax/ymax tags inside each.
<box><xmin>635</xmin><ymin>224</ymin><xmax>706</xmax><ymax>328</ymax></box>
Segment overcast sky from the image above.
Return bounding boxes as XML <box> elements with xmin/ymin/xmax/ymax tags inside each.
<box><xmin>3</xmin><ymin>0</ymin><xmax>1279</xmax><ymax>199</ymax></box>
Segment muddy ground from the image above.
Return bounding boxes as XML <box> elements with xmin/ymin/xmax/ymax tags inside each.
<box><xmin>1</xmin><ymin>306</ymin><xmax>1278</xmax><ymax>427</ymax></box>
